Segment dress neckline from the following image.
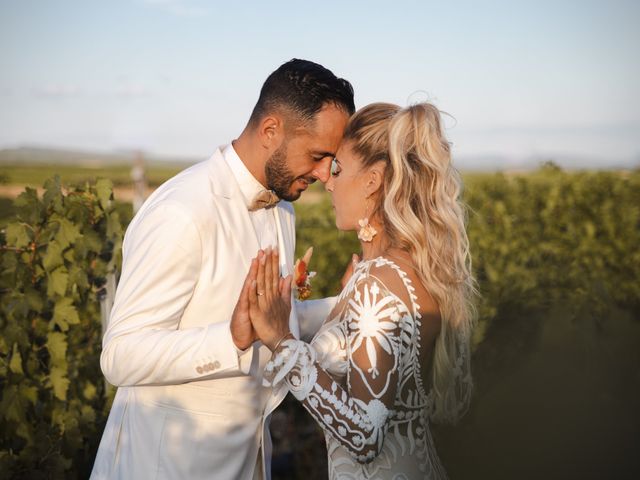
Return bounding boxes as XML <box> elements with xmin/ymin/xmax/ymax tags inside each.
<box><xmin>356</xmin><ymin>256</ymin><xmax>422</xmax><ymax>319</ymax></box>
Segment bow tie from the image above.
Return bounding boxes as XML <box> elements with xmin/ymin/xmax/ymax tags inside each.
<box><xmin>248</xmin><ymin>189</ymin><xmax>280</xmax><ymax>212</ymax></box>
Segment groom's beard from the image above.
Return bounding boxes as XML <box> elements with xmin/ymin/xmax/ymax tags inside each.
<box><xmin>265</xmin><ymin>141</ymin><xmax>309</xmax><ymax>202</ymax></box>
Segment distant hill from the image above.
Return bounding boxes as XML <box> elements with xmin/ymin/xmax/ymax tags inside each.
<box><xmin>1</xmin><ymin>145</ymin><xmax>637</xmax><ymax>172</ymax></box>
<box><xmin>456</xmin><ymin>153</ymin><xmax>640</xmax><ymax>171</ymax></box>
<box><xmin>0</xmin><ymin>146</ymin><xmax>197</xmax><ymax>168</ymax></box>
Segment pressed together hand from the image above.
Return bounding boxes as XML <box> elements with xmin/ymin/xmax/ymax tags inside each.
<box><xmin>231</xmin><ymin>248</ymin><xmax>359</xmax><ymax>351</ymax></box>
<box><xmin>247</xmin><ymin>247</ymin><xmax>293</xmax><ymax>351</ymax></box>
<box><xmin>230</xmin><ymin>257</ymin><xmax>259</xmax><ymax>350</ymax></box>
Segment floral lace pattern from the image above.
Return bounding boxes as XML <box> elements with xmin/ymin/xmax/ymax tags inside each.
<box><xmin>264</xmin><ymin>257</ymin><xmax>449</xmax><ymax>479</ymax></box>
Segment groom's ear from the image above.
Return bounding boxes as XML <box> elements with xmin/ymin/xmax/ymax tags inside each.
<box><xmin>257</xmin><ymin>115</ymin><xmax>284</xmax><ymax>150</ymax></box>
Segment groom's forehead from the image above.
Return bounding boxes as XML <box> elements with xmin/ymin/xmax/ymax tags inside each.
<box><xmin>292</xmin><ymin>122</ymin><xmax>340</xmax><ymax>144</ymax></box>
<box><xmin>290</xmin><ymin>126</ymin><xmax>343</xmax><ymax>154</ymax></box>
<box><xmin>296</xmin><ymin>107</ymin><xmax>348</xmax><ymax>140</ymax></box>
<box><xmin>289</xmin><ymin>132</ymin><xmax>339</xmax><ymax>156</ymax></box>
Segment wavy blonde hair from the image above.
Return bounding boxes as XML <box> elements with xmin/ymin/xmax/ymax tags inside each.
<box><xmin>343</xmin><ymin>102</ymin><xmax>476</xmax><ymax>424</ymax></box>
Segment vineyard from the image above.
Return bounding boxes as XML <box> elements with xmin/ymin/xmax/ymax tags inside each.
<box><xmin>1</xmin><ymin>165</ymin><xmax>639</xmax><ymax>479</ymax></box>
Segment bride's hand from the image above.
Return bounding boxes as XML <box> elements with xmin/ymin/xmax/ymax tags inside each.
<box><xmin>248</xmin><ymin>247</ymin><xmax>293</xmax><ymax>351</ymax></box>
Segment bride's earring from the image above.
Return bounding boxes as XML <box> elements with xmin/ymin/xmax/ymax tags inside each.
<box><xmin>357</xmin><ymin>201</ymin><xmax>377</xmax><ymax>242</ymax></box>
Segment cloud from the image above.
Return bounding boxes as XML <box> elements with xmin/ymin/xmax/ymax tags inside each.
<box><xmin>142</xmin><ymin>0</ymin><xmax>209</xmax><ymax>17</ymax></box>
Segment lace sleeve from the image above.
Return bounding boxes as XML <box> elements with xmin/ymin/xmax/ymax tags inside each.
<box><xmin>264</xmin><ymin>275</ymin><xmax>405</xmax><ymax>464</ymax></box>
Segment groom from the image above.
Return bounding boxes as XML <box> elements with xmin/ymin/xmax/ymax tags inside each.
<box><xmin>90</xmin><ymin>59</ymin><xmax>355</xmax><ymax>480</ymax></box>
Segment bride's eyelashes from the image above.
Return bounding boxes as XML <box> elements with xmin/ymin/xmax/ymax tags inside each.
<box><xmin>330</xmin><ymin>157</ymin><xmax>342</xmax><ymax>177</ymax></box>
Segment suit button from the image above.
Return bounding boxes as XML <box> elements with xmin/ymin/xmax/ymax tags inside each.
<box><xmin>196</xmin><ymin>366</ymin><xmax>203</xmax><ymax>374</ymax></box>
<box><xmin>213</xmin><ymin>361</ymin><xmax>221</xmax><ymax>369</ymax></box>
<box><xmin>207</xmin><ymin>362</ymin><xmax>215</xmax><ymax>371</ymax></box>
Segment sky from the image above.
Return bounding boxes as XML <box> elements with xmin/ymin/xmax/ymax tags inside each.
<box><xmin>0</xmin><ymin>0</ymin><xmax>639</xmax><ymax>169</ymax></box>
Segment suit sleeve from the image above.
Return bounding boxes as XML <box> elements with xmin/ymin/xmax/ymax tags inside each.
<box><xmin>100</xmin><ymin>201</ymin><xmax>241</xmax><ymax>386</ymax></box>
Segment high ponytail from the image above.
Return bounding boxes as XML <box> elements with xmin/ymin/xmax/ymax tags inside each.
<box><xmin>343</xmin><ymin>102</ymin><xmax>477</xmax><ymax>423</ymax></box>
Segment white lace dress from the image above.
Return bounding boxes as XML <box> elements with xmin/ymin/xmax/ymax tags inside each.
<box><xmin>264</xmin><ymin>257</ymin><xmax>449</xmax><ymax>479</ymax></box>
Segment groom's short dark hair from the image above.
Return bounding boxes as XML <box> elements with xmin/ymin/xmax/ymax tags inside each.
<box><xmin>249</xmin><ymin>59</ymin><xmax>355</xmax><ymax>127</ymax></box>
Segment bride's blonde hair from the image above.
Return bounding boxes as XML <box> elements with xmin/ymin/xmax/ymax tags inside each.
<box><xmin>343</xmin><ymin>102</ymin><xmax>476</xmax><ymax>424</ymax></box>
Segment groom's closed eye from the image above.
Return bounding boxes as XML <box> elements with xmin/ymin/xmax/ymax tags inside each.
<box><xmin>310</xmin><ymin>150</ymin><xmax>334</xmax><ymax>162</ymax></box>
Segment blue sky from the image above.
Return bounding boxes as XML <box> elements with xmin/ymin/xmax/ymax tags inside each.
<box><xmin>0</xmin><ymin>0</ymin><xmax>638</xmax><ymax>168</ymax></box>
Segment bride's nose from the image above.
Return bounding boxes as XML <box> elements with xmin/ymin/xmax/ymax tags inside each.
<box><xmin>325</xmin><ymin>175</ymin><xmax>334</xmax><ymax>192</ymax></box>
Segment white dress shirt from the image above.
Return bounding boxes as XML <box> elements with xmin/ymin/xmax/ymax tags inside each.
<box><xmin>223</xmin><ymin>143</ymin><xmax>279</xmax><ymax>251</ymax></box>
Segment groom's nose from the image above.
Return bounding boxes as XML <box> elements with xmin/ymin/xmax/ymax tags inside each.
<box><xmin>311</xmin><ymin>157</ymin><xmax>332</xmax><ymax>183</ymax></box>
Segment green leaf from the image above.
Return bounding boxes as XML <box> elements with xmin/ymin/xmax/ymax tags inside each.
<box><xmin>9</xmin><ymin>343</ymin><xmax>24</xmax><ymax>375</ymax></box>
<box><xmin>80</xmin><ymin>404</ymin><xmax>96</xmax><ymax>423</ymax></box>
<box><xmin>83</xmin><ymin>382</ymin><xmax>97</xmax><ymax>401</ymax></box>
<box><xmin>15</xmin><ymin>421</ymin><xmax>34</xmax><ymax>445</ymax></box>
<box><xmin>47</xmin><ymin>331</ymin><xmax>68</xmax><ymax>367</ymax></box>
<box><xmin>47</xmin><ymin>267</ymin><xmax>69</xmax><ymax>297</ymax></box>
<box><xmin>107</xmin><ymin>210</ymin><xmax>123</xmax><ymax>237</ymax></box>
<box><xmin>19</xmin><ymin>384</ymin><xmax>38</xmax><ymax>406</ymax></box>
<box><xmin>42</xmin><ymin>240</ymin><xmax>64</xmax><ymax>272</ymax></box>
<box><xmin>33</xmin><ymin>263</ymin><xmax>46</xmax><ymax>281</ymax></box>
<box><xmin>43</xmin><ymin>175</ymin><xmax>63</xmax><ymax>212</ymax></box>
<box><xmin>67</xmin><ymin>264</ymin><xmax>89</xmax><ymax>290</ymax></box>
<box><xmin>14</xmin><ymin>187</ymin><xmax>43</xmax><ymax>224</ymax></box>
<box><xmin>49</xmin><ymin>366</ymin><xmax>70</xmax><ymax>401</ymax></box>
<box><xmin>95</xmin><ymin>178</ymin><xmax>113</xmax><ymax>210</ymax></box>
<box><xmin>54</xmin><ymin>217</ymin><xmax>81</xmax><ymax>250</ymax></box>
<box><xmin>0</xmin><ymin>385</ymin><xmax>24</xmax><ymax>423</ymax></box>
<box><xmin>81</xmin><ymin>230</ymin><xmax>102</xmax><ymax>254</ymax></box>
<box><xmin>52</xmin><ymin>404</ymin><xmax>65</xmax><ymax>430</ymax></box>
<box><xmin>5</xmin><ymin>223</ymin><xmax>31</xmax><ymax>248</ymax></box>
<box><xmin>63</xmin><ymin>248</ymin><xmax>75</xmax><ymax>263</ymax></box>
<box><xmin>24</xmin><ymin>288</ymin><xmax>44</xmax><ymax>312</ymax></box>
<box><xmin>52</xmin><ymin>297</ymin><xmax>80</xmax><ymax>331</ymax></box>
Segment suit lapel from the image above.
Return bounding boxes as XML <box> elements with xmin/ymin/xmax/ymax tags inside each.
<box><xmin>208</xmin><ymin>148</ymin><xmax>260</xmax><ymax>271</ymax></box>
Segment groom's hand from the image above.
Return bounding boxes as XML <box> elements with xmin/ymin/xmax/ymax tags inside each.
<box><xmin>231</xmin><ymin>258</ymin><xmax>258</xmax><ymax>350</ymax></box>
<box><xmin>248</xmin><ymin>248</ymin><xmax>292</xmax><ymax>351</ymax></box>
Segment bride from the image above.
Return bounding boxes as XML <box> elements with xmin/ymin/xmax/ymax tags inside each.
<box><xmin>247</xmin><ymin>102</ymin><xmax>476</xmax><ymax>479</ymax></box>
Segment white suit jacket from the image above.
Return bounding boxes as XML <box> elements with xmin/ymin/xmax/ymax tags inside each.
<box><xmin>90</xmin><ymin>148</ymin><xmax>334</xmax><ymax>480</ymax></box>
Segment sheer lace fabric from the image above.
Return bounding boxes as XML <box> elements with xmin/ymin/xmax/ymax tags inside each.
<box><xmin>264</xmin><ymin>257</ymin><xmax>449</xmax><ymax>479</ymax></box>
